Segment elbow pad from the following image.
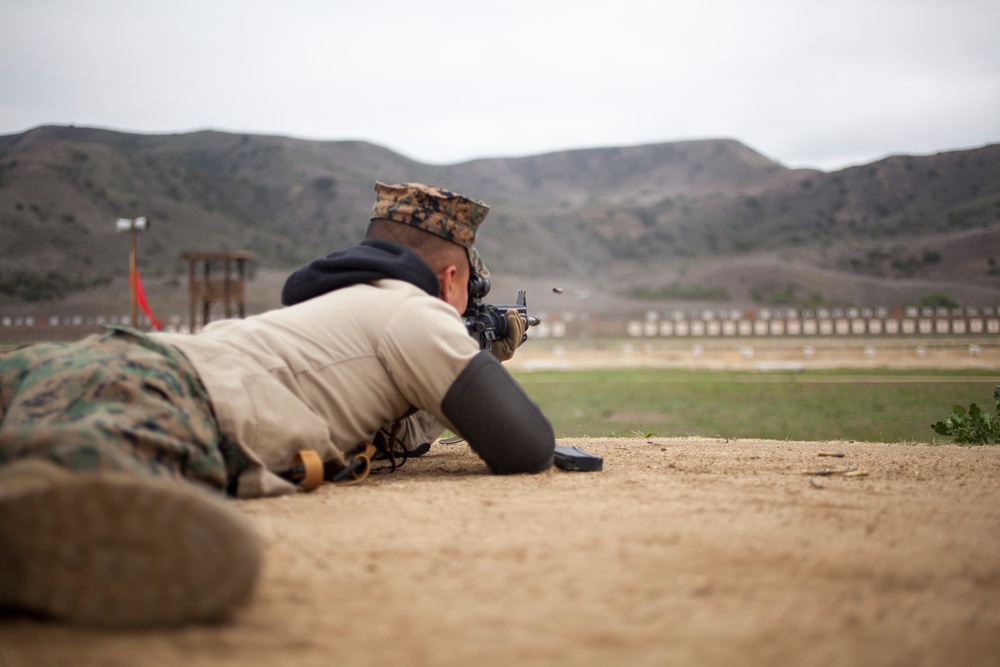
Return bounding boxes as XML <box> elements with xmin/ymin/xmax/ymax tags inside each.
<box><xmin>441</xmin><ymin>352</ymin><xmax>554</xmax><ymax>474</ymax></box>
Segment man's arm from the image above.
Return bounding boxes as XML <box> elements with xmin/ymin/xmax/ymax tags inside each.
<box><xmin>441</xmin><ymin>352</ymin><xmax>554</xmax><ymax>474</ymax></box>
<box><xmin>377</xmin><ymin>411</ymin><xmax>445</xmax><ymax>456</ymax></box>
<box><xmin>376</xmin><ymin>308</ymin><xmax>527</xmax><ymax>457</ymax></box>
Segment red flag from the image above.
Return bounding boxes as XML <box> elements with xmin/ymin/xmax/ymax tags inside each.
<box><xmin>130</xmin><ymin>266</ymin><xmax>163</xmax><ymax>331</ymax></box>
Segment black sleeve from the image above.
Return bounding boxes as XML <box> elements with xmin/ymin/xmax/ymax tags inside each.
<box><xmin>441</xmin><ymin>352</ymin><xmax>555</xmax><ymax>474</ymax></box>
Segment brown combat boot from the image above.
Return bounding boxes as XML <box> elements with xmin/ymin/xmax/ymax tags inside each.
<box><xmin>0</xmin><ymin>458</ymin><xmax>260</xmax><ymax>628</ymax></box>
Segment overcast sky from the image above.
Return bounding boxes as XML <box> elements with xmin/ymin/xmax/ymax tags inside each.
<box><xmin>1</xmin><ymin>0</ymin><xmax>998</xmax><ymax>171</ymax></box>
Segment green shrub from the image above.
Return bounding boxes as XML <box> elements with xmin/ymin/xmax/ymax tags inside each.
<box><xmin>931</xmin><ymin>386</ymin><xmax>1000</xmax><ymax>444</ymax></box>
<box><xmin>627</xmin><ymin>282</ymin><xmax>730</xmax><ymax>301</ymax></box>
<box><xmin>919</xmin><ymin>292</ymin><xmax>958</xmax><ymax>309</ymax></box>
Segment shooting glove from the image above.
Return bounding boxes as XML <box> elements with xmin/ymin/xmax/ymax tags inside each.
<box><xmin>491</xmin><ymin>308</ymin><xmax>526</xmax><ymax>362</ymax></box>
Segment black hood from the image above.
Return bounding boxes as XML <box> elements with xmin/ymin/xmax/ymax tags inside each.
<box><xmin>281</xmin><ymin>239</ymin><xmax>439</xmax><ymax>306</ymax></box>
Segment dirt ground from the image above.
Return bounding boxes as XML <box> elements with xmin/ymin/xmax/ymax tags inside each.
<box><xmin>1</xmin><ymin>434</ymin><xmax>999</xmax><ymax>667</ymax></box>
<box><xmin>2</xmin><ymin>336</ymin><xmax>998</xmax><ymax>666</ymax></box>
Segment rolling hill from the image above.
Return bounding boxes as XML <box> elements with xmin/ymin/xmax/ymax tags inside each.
<box><xmin>1</xmin><ymin>125</ymin><xmax>998</xmax><ymax>317</ymax></box>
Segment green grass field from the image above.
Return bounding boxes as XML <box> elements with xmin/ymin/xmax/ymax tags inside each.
<box><xmin>511</xmin><ymin>368</ymin><xmax>999</xmax><ymax>443</ymax></box>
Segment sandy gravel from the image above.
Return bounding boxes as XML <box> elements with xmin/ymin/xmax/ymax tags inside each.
<box><xmin>2</xmin><ymin>436</ymin><xmax>999</xmax><ymax>667</ymax></box>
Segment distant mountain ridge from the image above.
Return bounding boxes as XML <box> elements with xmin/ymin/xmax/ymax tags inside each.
<box><xmin>1</xmin><ymin>125</ymin><xmax>998</xmax><ymax>310</ymax></box>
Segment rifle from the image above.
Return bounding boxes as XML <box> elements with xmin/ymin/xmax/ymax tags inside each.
<box><xmin>461</xmin><ymin>274</ymin><xmax>541</xmax><ymax>351</ymax></box>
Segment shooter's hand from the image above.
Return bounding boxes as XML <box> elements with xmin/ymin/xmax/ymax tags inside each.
<box><xmin>491</xmin><ymin>308</ymin><xmax>526</xmax><ymax>362</ymax></box>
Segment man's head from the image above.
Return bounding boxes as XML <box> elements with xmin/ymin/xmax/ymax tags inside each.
<box><xmin>366</xmin><ymin>182</ymin><xmax>490</xmax><ymax>314</ymax></box>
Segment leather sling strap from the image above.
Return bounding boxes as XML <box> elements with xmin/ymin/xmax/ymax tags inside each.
<box><xmin>289</xmin><ymin>416</ymin><xmax>406</xmax><ymax>491</ymax></box>
<box><xmin>332</xmin><ymin>442</ymin><xmax>376</xmax><ymax>486</ymax></box>
<box><xmin>290</xmin><ymin>442</ymin><xmax>378</xmax><ymax>490</ymax></box>
<box><xmin>292</xmin><ymin>450</ymin><xmax>324</xmax><ymax>491</ymax></box>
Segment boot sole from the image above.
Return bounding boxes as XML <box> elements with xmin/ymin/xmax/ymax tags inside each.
<box><xmin>0</xmin><ymin>472</ymin><xmax>260</xmax><ymax>628</ymax></box>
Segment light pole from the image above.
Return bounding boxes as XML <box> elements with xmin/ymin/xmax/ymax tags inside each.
<box><xmin>115</xmin><ymin>216</ymin><xmax>148</xmax><ymax>327</ymax></box>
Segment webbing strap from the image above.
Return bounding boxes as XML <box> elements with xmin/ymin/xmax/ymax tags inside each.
<box><xmin>380</xmin><ymin>420</ymin><xmax>404</xmax><ymax>470</ymax></box>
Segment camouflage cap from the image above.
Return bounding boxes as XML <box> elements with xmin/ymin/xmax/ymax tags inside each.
<box><xmin>469</xmin><ymin>246</ymin><xmax>490</xmax><ymax>280</ymax></box>
<box><xmin>370</xmin><ymin>182</ymin><xmax>489</xmax><ymax>250</ymax></box>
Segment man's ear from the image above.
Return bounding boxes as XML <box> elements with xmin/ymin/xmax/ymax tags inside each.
<box><xmin>436</xmin><ymin>264</ymin><xmax>459</xmax><ymax>300</ymax></box>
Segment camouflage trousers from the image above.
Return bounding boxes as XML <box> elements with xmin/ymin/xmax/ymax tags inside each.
<box><xmin>0</xmin><ymin>326</ymin><xmax>243</xmax><ymax>493</ymax></box>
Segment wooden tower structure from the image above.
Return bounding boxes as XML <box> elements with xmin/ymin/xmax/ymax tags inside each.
<box><xmin>181</xmin><ymin>251</ymin><xmax>253</xmax><ymax>331</ymax></box>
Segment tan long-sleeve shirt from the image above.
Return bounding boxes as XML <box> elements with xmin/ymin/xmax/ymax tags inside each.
<box><xmin>157</xmin><ymin>279</ymin><xmax>479</xmax><ymax>497</ymax></box>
